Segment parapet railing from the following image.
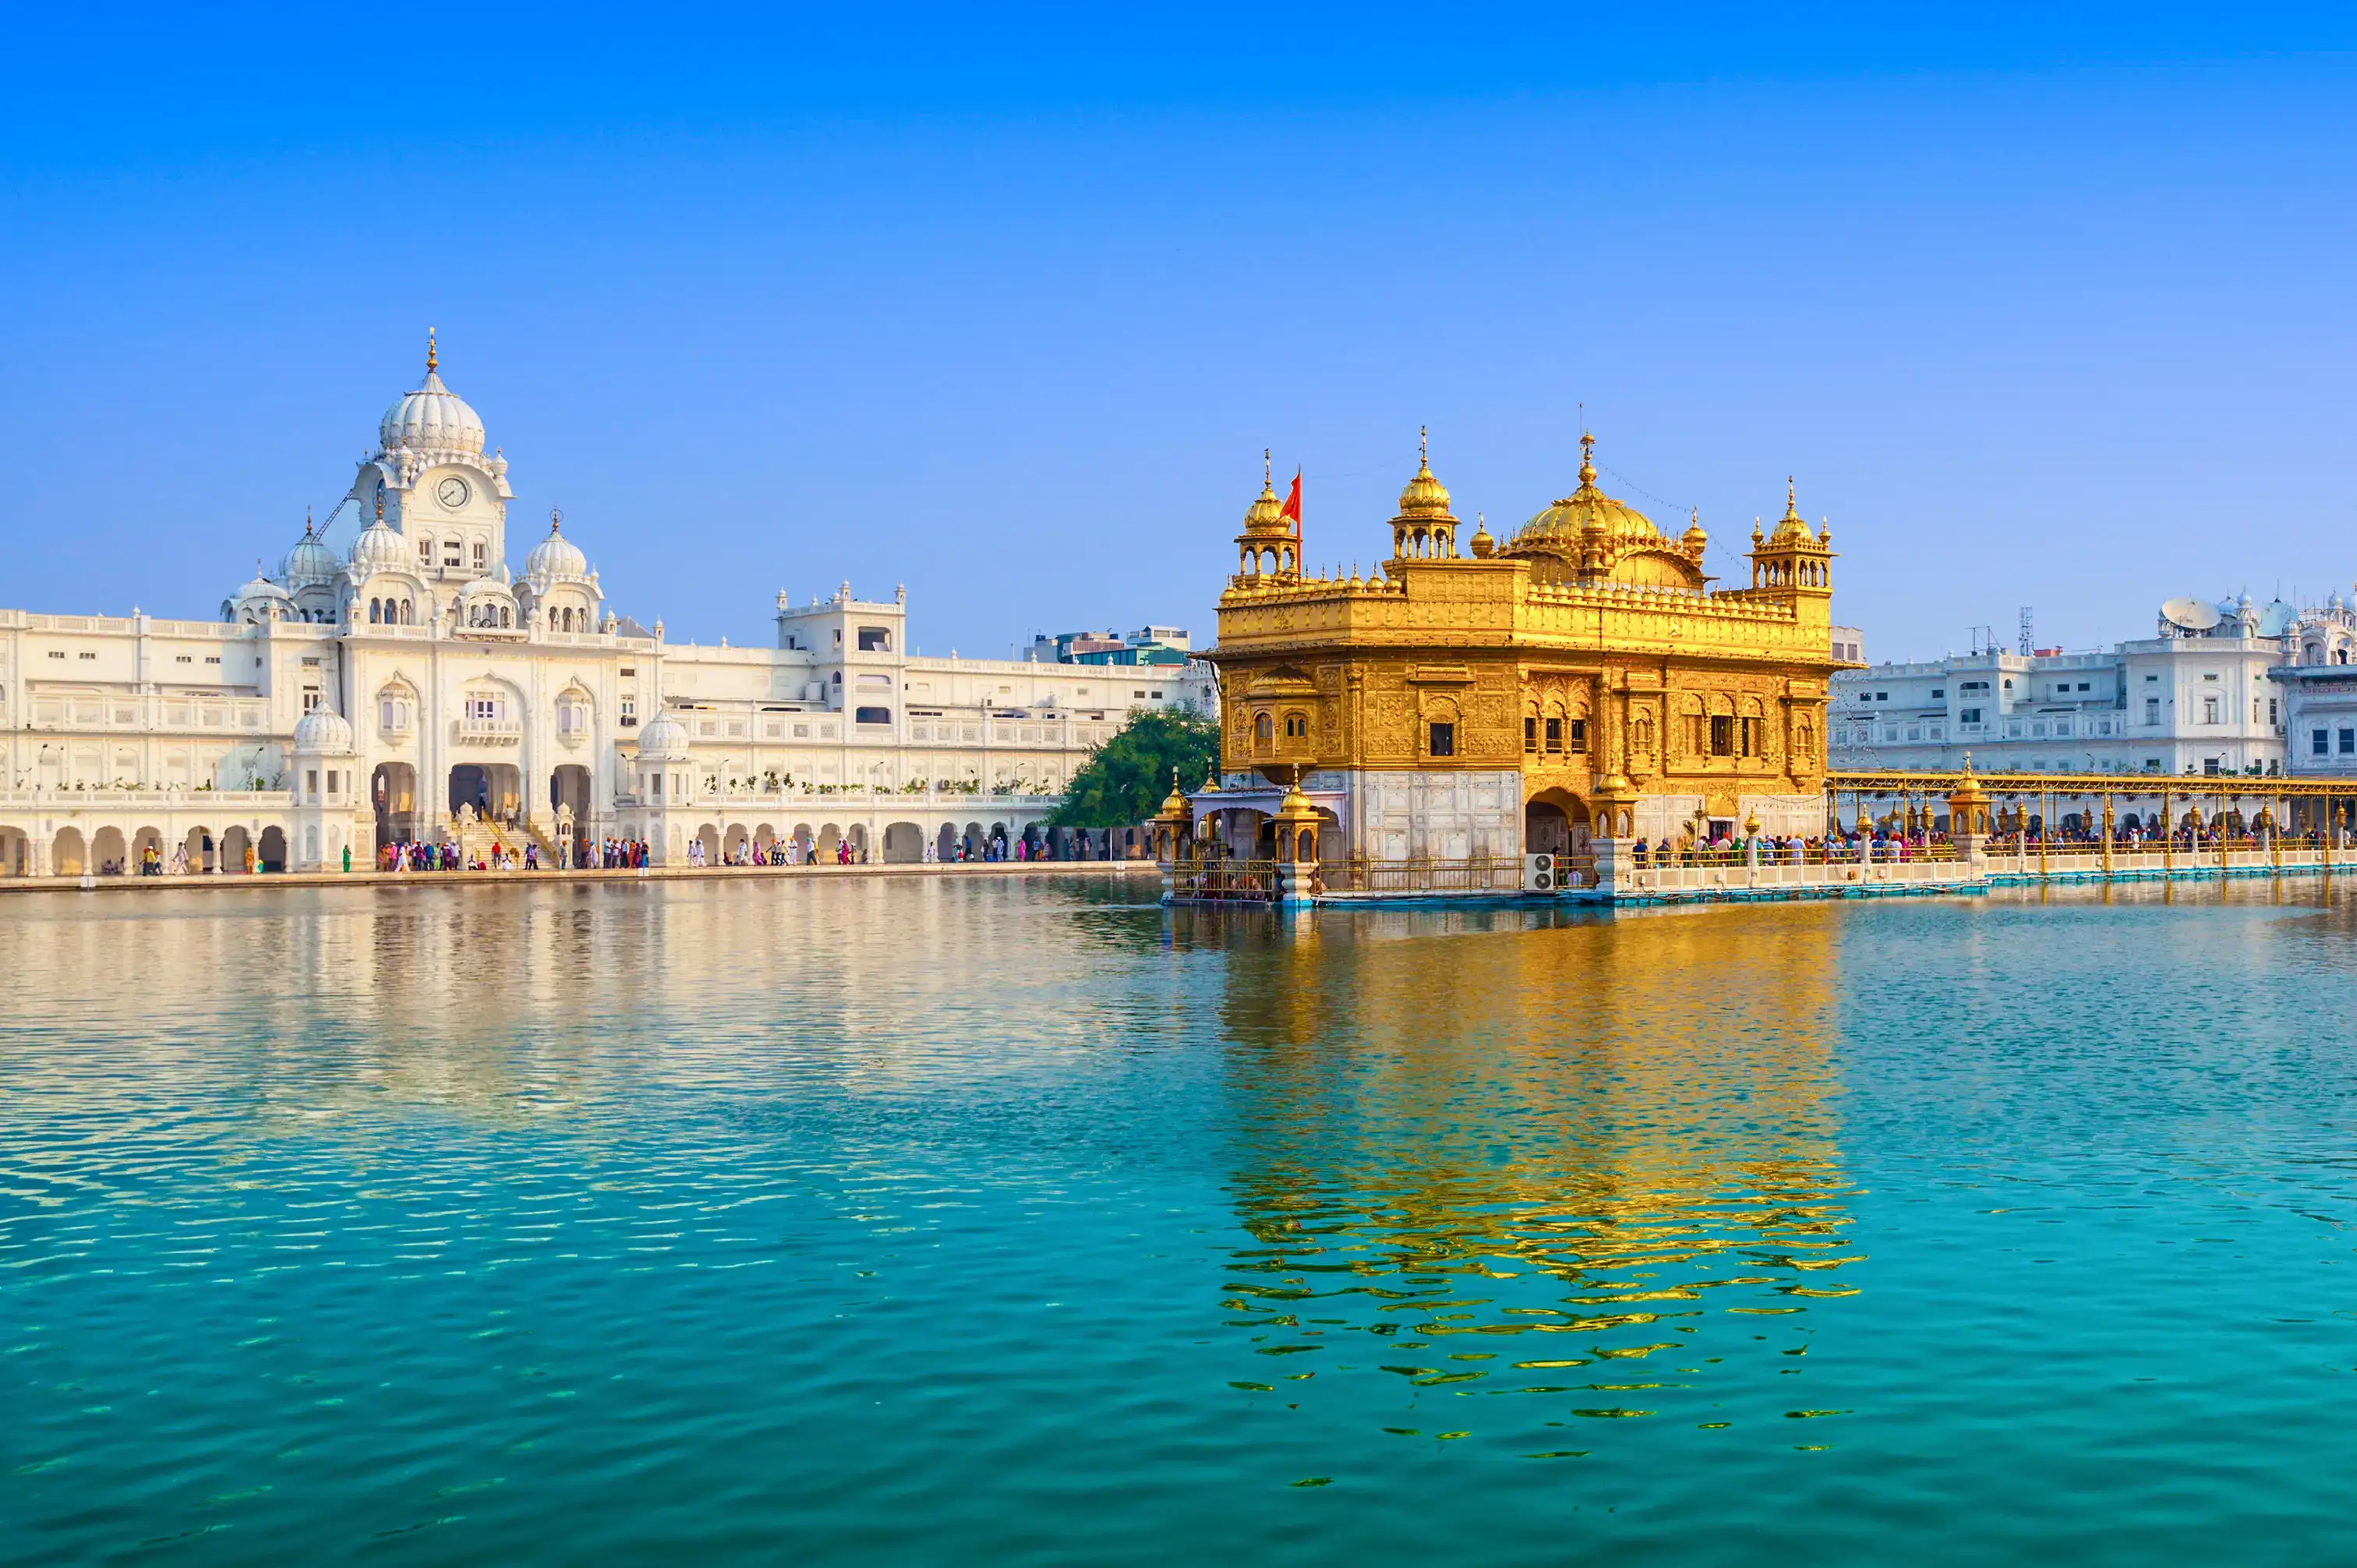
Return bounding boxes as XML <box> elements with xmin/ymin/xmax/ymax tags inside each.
<box><xmin>1328</xmin><ymin>855</ymin><xmax>1527</xmax><ymax>893</ymax></box>
<box><xmin>1169</xmin><ymin>856</ymin><xmax>1280</xmax><ymax>902</ymax></box>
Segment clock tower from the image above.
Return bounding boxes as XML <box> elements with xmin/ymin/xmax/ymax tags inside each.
<box><xmin>346</xmin><ymin>332</ymin><xmax>517</xmax><ymax>604</ymax></box>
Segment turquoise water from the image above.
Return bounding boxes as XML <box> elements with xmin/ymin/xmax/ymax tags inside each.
<box><xmin>6</xmin><ymin>876</ymin><xmax>2357</xmax><ymax>1563</ymax></box>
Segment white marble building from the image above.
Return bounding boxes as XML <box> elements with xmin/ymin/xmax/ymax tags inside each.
<box><xmin>1830</xmin><ymin>593</ymin><xmax>2306</xmax><ymax>780</ymax></box>
<box><xmin>0</xmin><ymin>344</ymin><xmax>1212</xmax><ymax>876</ymax></box>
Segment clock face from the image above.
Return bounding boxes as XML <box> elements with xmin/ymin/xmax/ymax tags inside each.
<box><xmin>436</xmin><ymin>476</ymin><xmax>471</xmax><ymax>509</ymax></box>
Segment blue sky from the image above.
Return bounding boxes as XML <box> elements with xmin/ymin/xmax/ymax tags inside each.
<box><xmin>5</xmin><ymin>6</ymin><xmax>2357</xmax><ymax>659</ymax></box>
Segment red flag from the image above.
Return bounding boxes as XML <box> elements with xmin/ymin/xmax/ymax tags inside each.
<box><xmin>1278</xmin><ymin>468</ymin><xmax>1302</xmax><ymax>530</ymax></box>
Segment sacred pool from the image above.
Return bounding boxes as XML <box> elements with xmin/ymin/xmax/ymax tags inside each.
<box><xmin>5</xmin><ymin>877</ymin><xmax>2355</xmax><ymax>1562</ymax></box>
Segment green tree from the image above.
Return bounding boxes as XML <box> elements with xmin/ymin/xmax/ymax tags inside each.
<box><xmin>1051</xmin><ymin>708</ymin><xmax>1220</xmax><ymax>828</ymax></box>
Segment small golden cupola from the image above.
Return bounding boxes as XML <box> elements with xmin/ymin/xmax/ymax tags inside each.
<box><xmin>1390</xmin><ymin>426</ymin><xmax>1457</xmax><ymax>560</ymax></box>
<box><xmin>1468</xmin><ymin>512</ymin><xmax>1496</xmax><ymax>559</ymax></box>
<box><xmin>1234</xmin><ymin>449</ymin><xmax>1300</xmax><ymax>584</ymax></box>
<box><xmin>1747</xmin><ymin>475</ymin><xmax>1835</xmax><ymax>599</ymax></box>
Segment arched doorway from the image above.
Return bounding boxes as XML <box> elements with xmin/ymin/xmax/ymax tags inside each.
<box><xmin>450</xmin><ymin>764</ymin><xmax>491</xmax><ymax>819</ymax></box>
<box><xmin>50</xmin><ymin>827</ymin><xmax>85</xmax><ymax>876</ymax></box>
<box><xmin>698</xmin><ymin>824</ymin><xmax>721</xmax><ymax>863</ymax></box>
<box><xmin>549</xmin><ymin>765</ymin><xmax>592</xmax><ymax>825</ymax></box>
<box><xmin>374</xmin><ymin>762</ymin><xmax>419</xmax><ymax>843</ymax></box>
<box><xmin>884</xmin><ymin>821</ymin><xmax>924</xmax><ymax>863</ymax></box>
<box><xmin>132</xmin><ymin>826</ymin><xmax>164</xmax><ymax>873</ymax></box>
<box><xmin>258</xmin><ymin>825</ymin><xmax>288</xmax><ymax>872</ymax></box>
<box><xmin>817</xmin><ymin>824</ymin><xmax>843</xmax><ymax>860</ymax></box>
<box><xmin>451</xmin><ymin>764</ymin><xmax>522</xmax><ymax>826</ymax></box>
<box><xmin>792</xmin><ymin>824</ymin><xmax>816</xmax><ymax>861</ymax></box>
<box><xmin>1525</xmin><ymin>789</ymin><xmax>1593</xmax><ymax>872</ymax></box>
<box><xmin>221</xmin><ymin>825</ymin><xmax>251</xmax><ymax>872</ymax></box>
<box><xmin>91</xmin><ymin>826</ymin><xmax>129</xmax><ymax>874</ymax></box>
<box><xmin>0</xmin><ymin>827</ymin><xmax>27</xmax><ymax>877</ymax></box>
<box><xmin>847</xmin><ymin>824</ymin><xmax>868</xmax><ymax>862</ymax></box>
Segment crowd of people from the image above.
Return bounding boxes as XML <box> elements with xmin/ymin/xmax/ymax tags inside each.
<box><xmin>361</xmin><ymin>826</ymin><xmax>1077</xmax><ymax>872</ymax></box>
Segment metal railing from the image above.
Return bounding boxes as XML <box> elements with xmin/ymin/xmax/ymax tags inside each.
<box><xmin>1634</xmin><ymin>841</ymin><xmax>1958</xmax><ymax>868</ymax></box>
<box><xmin>1330</xmin><ymin>855</ymin><xmax>1526</xmax><ymax>894</ymax></box>
<box><xmin>1170</xmin><ymin>856</ymin><xmax>1279</xmax><ymax>902</ymax></box>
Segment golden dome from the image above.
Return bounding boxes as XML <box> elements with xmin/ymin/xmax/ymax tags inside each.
<box><xmin>1768</xmin><ymin>476</ymin><xmax>1815</xmax><ymax>546</ymax></box>
<box><xmin>1394</xmin><ymin>426</ymin><xmax>1453</xmax><ymax>521</ymax></box>
<box><xmin>1468</xmin><ymin>514</ymin><xmax>1496</xmax><ymax>559</ymax></box>
<box><xmin>1680</xmin><ymin>509</ymin><xmax>1708</xmax><ymax>552</ymax></box>
<box><xmin>1157</xmin><ymin>767</ymin><xmax>1189</xmax><ymax>820</ymax></box>
<box><xmin>1240</xmin><ymin>449</ymin><xmax>1291</xmax><ymax>536</ymax></box>
<box><xmin>1510</xmin><ymin>432</ymin><xmax>1665</xmax><ymax>553</ymax></box>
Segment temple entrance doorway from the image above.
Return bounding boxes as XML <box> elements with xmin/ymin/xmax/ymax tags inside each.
<box><xmin>449</xmin><ymin>764</ymin><xmax>522</xmax><ymax>826</ymax></box>
<box><xmin>374</xmin><ymin>762</ymin><xmax>419</xmax><ymax>844</ymax></box>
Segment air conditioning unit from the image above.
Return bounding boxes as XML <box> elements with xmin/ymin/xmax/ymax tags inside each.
<box><xmin>1521</xmin><ymin>852</ymin><xmax>1556</xmax><ymax>892</ymax></box>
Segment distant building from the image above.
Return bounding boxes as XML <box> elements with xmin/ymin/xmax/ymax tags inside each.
<box><xmin>0</xmin><ymin>344</ymin><xmax>1217</xmax><ymax>877</ymax></box>
<box><xmin>1829</xmin><ymin>624</ymin><xmax>1865</xmax><ymax>665</ymax></box>
<box><xmin>1029</xmin><ymin>627</ymin><xmax>1197</xmax><ymax>667</ymax></box>
<box><xmin>1830</xmin><ymin>593</ymin><xmax>2299</xmax><ymax>779</ymax></box>
<box><xmin>2267</xmin><ymin>590</ymin><xmax>2357</xmax><ymax>773</ymax></box>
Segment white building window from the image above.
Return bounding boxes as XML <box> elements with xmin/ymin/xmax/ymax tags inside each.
<box><xmin>417</xmin><ymin>535</ymin><xmax>433</xmax><ymax>565</ymax></box>
<box><xmin>2203</xmin><ymin>697</ymin><xmax>2220</xmax><ymax>724</ymax></box>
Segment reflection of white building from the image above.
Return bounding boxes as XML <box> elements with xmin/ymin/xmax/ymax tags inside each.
<box><xmin>1830</xmin><ymin>593</ymin><xmax>2297</xmax><ymax>779</ymax></box>
<box><xmin>0</xmin><ymin>342</ymin><xmax>1211</xmax><ymax>876</ymax></box>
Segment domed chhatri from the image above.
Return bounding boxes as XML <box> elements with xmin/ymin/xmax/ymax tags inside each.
<box><xmin>292</xmin><ymin>706</ymin><xmax>357</xmax><ymax>755</ymax></box>
<box><xmin>1234</xmin><ymin>448</ymin><xmax>1302</xmax><ymax>584</ymax></box>
<box><xmin>283</xmin><ymin>512</ymin><xmax>339</xmax><ymax>584</ymax></box>
<box><xmin>349</xmin><ymin>492</ymin><xmax>408</xmax><ymax>577</ymax></box>
<box><xmin>636</xmin><ymin>711</ymin><xmax>694</xmax><ymax>761</ymax></box>
<box><xmin>525</xmin><ymin>507</ymin><xmax>590</xmax><ymax>584</ymax></box>
<box><xmin>379</xmin><ymin>330</ymin><xmax>486</xmax><ymax>455</ymax></box>
<box><xmin>1239</xmin><ymin>450</ymin><xmax>1290</xmax><ymax>536</ymax></box>
<box><xmin>1390</xmin><ymin>427</ymin><xmax>1458</xmax><ymax>560</ymax></box>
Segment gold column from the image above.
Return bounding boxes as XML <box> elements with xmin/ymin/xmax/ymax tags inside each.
<box><xmin>2161</xmin><ymin>784</ymin><xmax>2173</xmax><ymax>879</ymax></box>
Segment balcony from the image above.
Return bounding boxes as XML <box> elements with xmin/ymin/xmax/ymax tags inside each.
<box><xmin>455</xmin><ymin>715</ymin><xmax>523</xmax><ymax>745</ymax></box>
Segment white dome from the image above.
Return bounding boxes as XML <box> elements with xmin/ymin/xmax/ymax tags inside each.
<box><xmin>380</xmin><ymin>350</ymin><xmax>486</xmax><ymax>454</ymax></box>
<box><xmin>292</xmin><ymin>708</ymin><xmax>356</xmax><ymax>754</ymax></box>
<box><xmin>525</xmin><ymin>512</ymin><xmax>589</xmax><ymax>583</ymax></box>
<box><xmin>638</xmin><ymin>712</ymin><xmax>693</xmax><ymax>761</ymax></box>
<box><xmin>350</xmin><ymin>517</ymin><xmax>408</xmax><ymax>576</ymax></box>
<box><xmin>284</xmin><ymin>521</ymin><xmax>338</xmax><ymax>584</ymax></box>
<box><xmin>237</xmin><ymin>573</ymin><xmax>292</xmax><ymax>605</ymax></box>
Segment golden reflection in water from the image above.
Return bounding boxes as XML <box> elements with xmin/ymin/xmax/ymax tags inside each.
<box><xmin>1185</xmin><ymin>903</ymin><xmax>1857</xmax><ymax>1414</ymax></box>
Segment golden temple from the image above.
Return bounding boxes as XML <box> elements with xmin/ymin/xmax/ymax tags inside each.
<box><xmin>1196</xmin><ymin>431</ymin><xmax>1840</xmax><ymax>867</ymax></box>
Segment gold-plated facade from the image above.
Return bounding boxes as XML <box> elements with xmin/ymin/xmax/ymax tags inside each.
<box><xmin>1203</xmin><ymin>433</ymin><xmax>1840</xmax><ymax>858</ymax></box>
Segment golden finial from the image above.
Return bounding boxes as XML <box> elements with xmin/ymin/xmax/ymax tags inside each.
<box><xmin>1578</xmin><ymin>429</ymin><xmax>1597</xmax><ymax>488</ymax></box>
<box><xmin>1786</xmin><ymin>475</ymin><xmax>1799</xmax><ymax>519</ymax></box>
<box><xmin>549</xmin><ymin>505</ymin><xmax>563</xmax><ymax>534</ymax></box>
<box><xmin>303</xmin><ymin>506</ymin><xmax>313</xmax><ymax>539</ymax></box>
<box><xmin>374</xmin><ymin>488</ymin><xmax>384</xmax><ymax>522</ymax></box>
<box><xmin>1419</xmin><ymin>424</ymin><xmax>1428</xmax><ymax>464</ymax></box>
<box><xmin>426</xmin><ymin>327</ymin><xmax>438</xmax><ymax>374</ymax></box>
<box><xmin>1263</xmin><ymin>447</ymin><xmax>1271</xmax><ymax>486</ymax></box>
